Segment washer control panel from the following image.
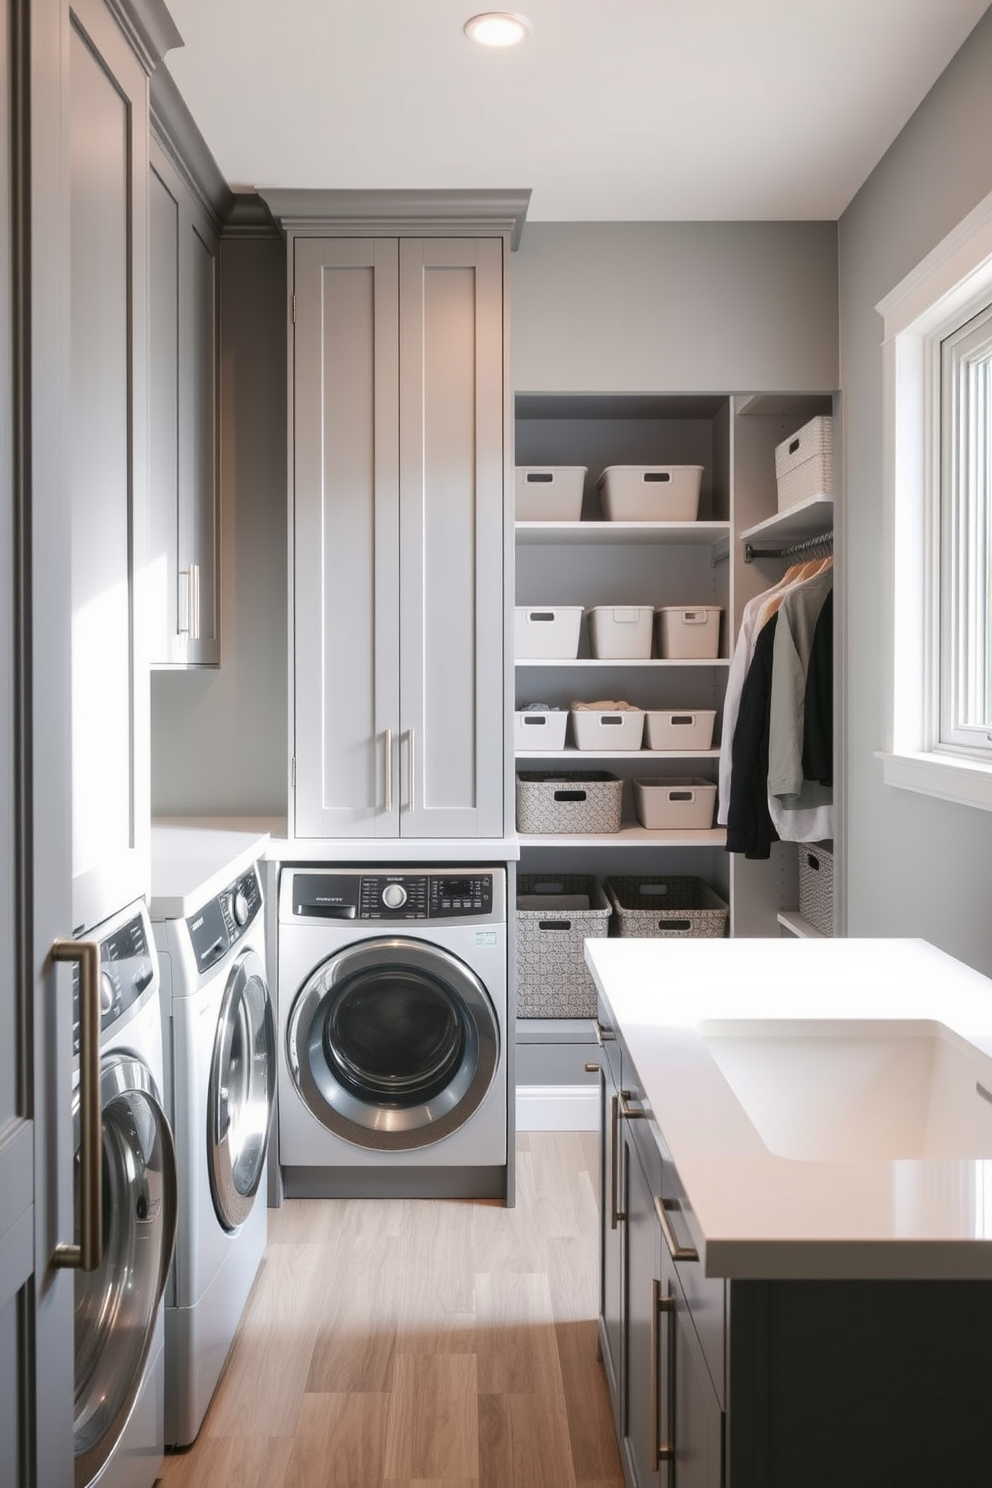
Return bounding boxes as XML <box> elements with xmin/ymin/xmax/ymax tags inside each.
<box><xmin>72</xmin><ymin>912</ymin><xmax>156</xmax><ymax>1055</ymax></box>
<box><xmin>290</xmin><ymin>870</ymin><xmax>502</xmax><ymax>923</ymax></box>
<box><xmin>186</xmin><ymin>865</ymin><xmax>263</xmax><ymax>975</ymax></box>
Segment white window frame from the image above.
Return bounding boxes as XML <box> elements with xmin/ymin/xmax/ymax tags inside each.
<box><xmin>877</xmin><ymin>186</ymin><xmax>992</xmax><ymax>811</ymax></box>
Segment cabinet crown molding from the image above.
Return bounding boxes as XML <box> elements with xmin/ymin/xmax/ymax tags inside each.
<box><xmin>106</xmin><ymin>0</ymin><xmax>182</xmax><ymax>73</ymax></box>
<box><xmin>257</xmin><ymin>188</ymin><xmax>531</xmax><ymax>250</ymax></box>
<box><xmin>151</xmin><ymin>67</ymin><xmax>233</xmax><ymax>227</ymax></box>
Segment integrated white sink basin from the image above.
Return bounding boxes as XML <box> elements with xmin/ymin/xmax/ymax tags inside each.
<box><xmin>699</xmin><ymin>1017</ymin><xmax>992</xmax><ymax>1161</ymax></box>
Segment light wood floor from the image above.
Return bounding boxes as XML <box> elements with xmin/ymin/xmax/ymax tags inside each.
<box><xmin>157</xmin><ymin>1130</ymin><xmax>623</xmax><ymax>1488</ymax></box>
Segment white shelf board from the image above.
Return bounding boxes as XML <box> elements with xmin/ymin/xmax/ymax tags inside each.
<box><xmin>518</xmin><ymin>825</ymin><xmax>726</xmax><ymax>848</ymax></box>
<box><xmin>515</xmin><ymin>749</ymin><xmax>720</xmax><ymax>762</ymax></box>
<box><xmin>777</xmin><ymin>910</ymin><xmax>827</xmax><ymax>939</ymax></box>
<box><xmin>740</xmin><ymin>496</ymin><xmax>833</xmax><ymax>550</ymax></box>
<box><xmin>515</xmin><ymin>657</ymin><xmax>730</xmax><ymax>668</ymax></box>
<box><xmin>515</xmin><ymin>520</ymin><xmax>730</xmax><ymax>547</ymax></box>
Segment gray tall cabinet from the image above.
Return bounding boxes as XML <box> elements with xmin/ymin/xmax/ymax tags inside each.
<box><xmin>267</xmin><ymin>194</ymin><xmax>529</xmax><ymax>843</ymax></box>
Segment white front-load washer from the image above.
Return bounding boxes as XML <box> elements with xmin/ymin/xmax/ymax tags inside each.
<box><xmin>153</xmin><ymin>863</ymin><xmax>275</xmax><ymax>1447</ymax></box>
<box><xmin>69</xmin><ymin>899</ymin><xmax>178</xmax><ymax>1488</ymax></box>
<box><xmin>277</xmin><ymin>866</ymin><xmax>508</xmax><ymax>1199</ymax></box>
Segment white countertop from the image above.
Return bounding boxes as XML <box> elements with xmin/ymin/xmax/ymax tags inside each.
<box><xmin>149</xmin><ymin>819</ymin><xmax>273</xmax><ymax>919</ymax></box>
<box><xmin>586</xmin><ymin>937</ymin><xmax>992</xmax><ymax>1280</ymax></box>
<box><xmin>265</xmin><ymin>834</ymin><xmax>522</xmax><ymax>863</ymax></box>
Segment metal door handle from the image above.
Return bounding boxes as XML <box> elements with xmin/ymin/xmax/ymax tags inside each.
<box><xmin>385</xmin><ymin>729</ymin><xmax>393</xmax><ymax>815</ymax></box>
<box><xmin>650</xmin><ymin>1276</ymin><xmax>676</xmax><ymax>1470</ymax></box>
<box><xmin>180</xmin><ymin>564</ymin><xmax>200</xmax><ymax>641</ymax></box>
<box><xmin>407</xmin><ymin>728</ymin><xmax>415</xmax><ymax>814</ymax></box>
<box><xmin>655</xmin><ymin>1194</ymin><xmax>700</xmax><ymax>1263</ymax></box>
<box><xmin>52</xmin><ymin>939</ymin><xmax>102</xmax><ymax>1271</ymax></box>
<box><xmin>612</xmin><ymin>1092</ymin><xmax>645</xmax><ymax>1227</ymax></box>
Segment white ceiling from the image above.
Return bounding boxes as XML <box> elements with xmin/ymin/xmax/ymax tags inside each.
<box><xmin>162</xmin><ymin>0</ymin><xmax>990</xmax><ymax>222</ymax></box>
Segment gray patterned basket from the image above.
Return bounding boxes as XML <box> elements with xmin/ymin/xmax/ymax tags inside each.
<box><xmin>516</xmin><ymin>875</ymin><xmax>612</xmax><ymax>1018</ymax></box>
<box><xmin>605</xmin><ymin>875</ymin><xmax>729</xmax><ymax>938</ymax></box>
<box><xmin>515</xmin><ymin>770</ymin><xmax>623</xmax><ymax>834</ymax></box>
<box><xmin>798</xmin><ymin>842</ymin><xmax>834</xmax><ymax>936</ymax></box>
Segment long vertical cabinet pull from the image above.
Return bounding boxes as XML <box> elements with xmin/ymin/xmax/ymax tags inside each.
<box><xmin>650</xmin><ymin>1276</ymin><xmax>676</xmax><ymax>1471</ymax></box>
<box><xmin>51</xmin><ymin>939</ymin><xmax>102</xmax><ymax>1271</ymax></box>
<box><xmin>612</xmin><ymin>1092</ymin><xmax>645</xmax><ymax>1226</ymax></box>
<box><xmin>406</xmin><ymin>728</ymin><xmax>415</xmax><ymax>815</ymax></box>
<box><xmin>179</xmin><ymin>563</ymin><xmax>200</xmax><ymax>641</ymax></box>
<box><xmin>384</xmin><ymin>729</ymin><xmax>393</xmax><ymax>815</ymax></box>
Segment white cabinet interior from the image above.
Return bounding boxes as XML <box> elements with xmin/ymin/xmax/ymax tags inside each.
<box><xmin>148</xmin><ymin>136</ymin><xmax>221</xmax><ymax>668</ymax></box>
<box><xmin>292</xmin><ymin>235</ymin><xmax>506</xmax><ymax>840</ymax></box>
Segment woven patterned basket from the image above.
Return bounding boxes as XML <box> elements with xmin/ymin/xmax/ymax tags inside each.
<box><xmin>605</xmin><ymin>875</ymin><xmax>729</xmax><ymax>939</ymax></box>
<box><xmin>516</xmin><ymin>875</ymin><xmax>612</xmax><ymax>1018</ymax></box>
<box><xmin>515</xmin><ymin>771</ymin><xmax>623</xmax><ymax>834</ymax></box>
<box><xmin>798</xmin><ymin>842</ymin><xmax>834</xmax><ymax>936</ymax></box>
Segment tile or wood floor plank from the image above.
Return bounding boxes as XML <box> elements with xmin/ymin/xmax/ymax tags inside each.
<box><xmin>158</xmin><ymin>1133</ymin><xmax>624</xmax><ymax>1488</ymax></box>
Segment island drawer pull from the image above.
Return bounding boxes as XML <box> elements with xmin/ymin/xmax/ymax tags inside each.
<box><xmin>594</xmin><ymin>1020</ymin><xmax>616</xmax><ymax>1045</ymax></box>
<box><xmin>650</xmin><ymin>1276</ymin><xmax>676</xmax><ymax>1470</ymax></box>
<box><xmin>655</xmin><ymin>1194</ymin><xmax>699</xmax><ymax>1263</ymax></box>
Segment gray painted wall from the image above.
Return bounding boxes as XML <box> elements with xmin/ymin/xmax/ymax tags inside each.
<box><xmin>151</xmin><ymin>222</ymin><xmax>839</xmax><ymax>818</ymax></box>
<box><xmin>838</xmin><ymin>8</ymin><xmax>992</xmax><ymax>971</ymax></box>
<box><xmin>150</xmin><ymin>235</ymin><xmax>288</xmax><ymax>817</ymax></box>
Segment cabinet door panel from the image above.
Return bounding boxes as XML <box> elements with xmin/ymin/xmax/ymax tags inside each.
<box><xmin>183</xmin><ymin>207</ymin><xmax>220</xmax><ymax>662</ymax></box>
<box><xmin>148</xmin><ymin>153</ymin><xmax>181</xmax><ymax>662</ymax></box>
<box><xmin>294</xmin><ymin>237</ymin><xmax>400</xmax><ymax>836</ymax></box>
<box><xmin>398</xmin><ymin>238</ymin><xmax>504</xmax><ymax>836</ymax></box>
<box><xmin>624</xmin><ymin>1134</ymin><xmax>663</xmax><ymax>1488</ymax></box>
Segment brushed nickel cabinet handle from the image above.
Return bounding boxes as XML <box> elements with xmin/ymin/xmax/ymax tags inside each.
<box><xmin>650</xmin><ymin>1275</ymin><xmax>676</xmax><ymax>1469</ymax></box>
<box><xmin>384</xmin><ymin>729</ymin><xmax>393</xmax><ymax>815</ymax></box>
<box><xmin>52</xmin><ymin>939</ymin><xmax>102</xmax><ymax>1271</ymax></box>
<box><xmin>407</xmin><ymin>728</ymin><xmax>415</xmax><ymax>814</ymax></box>
<box><xmin>189</xmin><ymin>562</ymin><xmax>200</xmax><ymax>641</ymax></box>
<box><xmin>655</xmin><ymin>1194</ymin><xmax>700</xmax><ymax>1263</ymax></box>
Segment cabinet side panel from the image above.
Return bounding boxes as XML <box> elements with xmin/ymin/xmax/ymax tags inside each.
<box><xmin>148</xmin><ymin>160</ymin><xmax>180</xmax><ymax>663</ymax></box>
<box><xmin>187</xmin><ymin>215</ymin><xmax>219</xmax><ymax>657</ymax></box>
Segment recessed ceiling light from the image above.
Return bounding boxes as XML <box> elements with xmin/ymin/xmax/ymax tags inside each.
<box><xmin>464</xmin><ymin>12</ymin><xmax>532</xmax><ymax>47</ymax></box>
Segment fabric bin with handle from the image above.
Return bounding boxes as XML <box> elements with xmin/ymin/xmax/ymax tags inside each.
<box><xmin>605</xmin><ymin>875</ymin><xmax>729</xmax><ymax>938</ymax></box>
<box><xmin>798</xmin><ymin>840</ymin><xmax>834</xmax><ymax>936</ymax></box>
<box><xmin>571</xmin><ymin>707</ymin><xmax>644</xmax><ymax>751</ymax></box>
<box><xmin>515</xmin><ymin>466</ymin><xmax>587</xmax><ymax>522</ymax></box>
<box><xmin>516</xmin><ymin>770</ymin><xmax>623</xmax><ymax>834</ymax></box>
<box><xmin>596</xmin><ymin>465</ymin><xmax>703</xmax><ymax>522</ymax></box>
<box><xmin>644</xmin><ymin>709</ymin><xmax>717</xmax><ymax>751</ymax></box>
<box><xmin>515</xmin><ymin>606</ymin><xmax>583</xmax><ymax>659</ymax></box>
<box><xmin>633</xmin><ymin>777</ymin><xmax>717</xmax><ymax>829</ymax></box>
<box><xmin>588</xmin><ymin>605</ymin><xmax>654</xmax><ymax>659</ymax></box>
<box><xmin>775</xmin><ymin>415</ymin><xmax>833</xmax><ymax>511</ymax></box>
<box><xmin>514</xmin><ymin>710</ymin><xmax>568</xmax><ymax>751</ymax></box>
<box><xmin>516</xmin><ymin>874</ymin><xmax>612</xmax><ymax>1018</ymax></box>
<box><xmin>655</xmin><ymin>606</ymin><xmax>722</xmax><ymax>659</ymax></box>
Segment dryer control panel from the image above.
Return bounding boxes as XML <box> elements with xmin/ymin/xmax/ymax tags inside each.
<box><xmin>186</xmin><ymin>865</ymin><xmax>263</xmax><ymax>975</ymax></box>
<box><xmin>289</xmin><ymin>870</ymin><xmax>503</xmax><ymax>924</ymax></box>
<box><xmin>71</xmin><ymin>912</ymin><xmax>156</xmax><ymax>1054</ymax></box>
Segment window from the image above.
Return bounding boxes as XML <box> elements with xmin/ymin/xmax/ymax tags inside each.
<box><xmin>877</xmin><ymin>187</ymin><xmax>992</xmax><ymax>811</ymax></box>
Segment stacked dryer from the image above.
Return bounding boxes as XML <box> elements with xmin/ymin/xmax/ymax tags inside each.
<box><xmin>151</xmin><ymin>831</ymin><xmax>276</xmax><ymax>1447</ymax></box>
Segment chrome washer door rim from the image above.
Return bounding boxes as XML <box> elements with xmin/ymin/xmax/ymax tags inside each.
<box><xmin>207</xmin><ymin>949</ymin><xmax>276</xmax><ymax>1230</ymax></box>
<box><xmin>287</xmin><ymin>937</ymin><xmax>499</xmax><ymax>1151</ymax></box>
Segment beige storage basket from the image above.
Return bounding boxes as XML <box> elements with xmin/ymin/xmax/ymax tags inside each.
<box><xmin>597</xmin><ymin>465</ymin><xmax>703</xmax><ymax>522</ymax></box>
<box><xmin>775</xmin><ymin>416</ymin><xmax>833</xmax><ymax>512</ymax></box>
<box><xmin>515</xmin><ymin>606</ymin><xmax>584</xmax><ymax>660</ymax></box>
<box><xmin>633</xmin><ymin>777</ymin><xmax>717</xmax><ymax>830</ymax></box>
<box><xmin>514</xmin><ymin>710</ymin><xmax>568</xmax><ymax>751</ymax></box>
<box><xmin>655</xmin><ymin>606</ymin><xmax>722</xmax><ymax>659</ymax></box>
<box><xmin>516</xmin><ymin>770</ymin><xmax>623</xmax><ymax>834</ymax></box>
<box><xmin>515</xmin><ymin>466</ymin><xmax>587</xmax><ymax>521</ymax></box>
<box><xmin>516</xmin><ymin>874</ymin><xmax>612</xmax><ymax>1018</ymax></box>
<box><xmin>798</xmin><ymin>841</ymin><xmax>834</xmax><ymax>936</ymax></box>
<box><xmin>644</xmin><ymin>709</ymin><xmax>717</xmax><ymax>751</ymax></box>
<box><xmin>605</xmin><ymin>875</ymin><xmax>729</xmax><ymax>938</ymax></box>
<box><xmin>588</xmin><ymin>605</ymin><xmax>654</xmax><ymax>659</ymax></box>
<box><xmin>571</xmin><ymin>708</ymin><xmax>645</xmax><ymax>751</ymax></box>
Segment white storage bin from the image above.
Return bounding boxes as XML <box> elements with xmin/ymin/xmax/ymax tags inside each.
<box><xmin>633</xmin><ymin>777</ymin><xmax>718</xmax><ymax>830</ymax></box>
<box><xmin>775</xmin><ymin>416</ymin><xmax>833</xmax><ymax>511</ymax></box>
<box><xmin>514</xmin><ymin>606</ymin><xmax>583</xmax><ymax>660</ymax></box>
<box><xmin>643</xmin><ymin>709</ymin><xmax>717</xmax><ymax>751</ymax></box>
<box><xmin>588</xmin><ymin>605</ymin><xmax>654</xmax><ymax>659</ymax></box>
<box><xmin>571</xmin><ymin>708</ymin><xmax>645</xmax><ymax>751</ymax></box>
<box><xmin>515</xmin><ymin>466</ymin><xmax>587</xmax><ymax>521</ymax></box>
<box><xmin>596</xmin><ymin>465</ymin><xmax>703</xmax><ymax>522</ymax></box>
<box><xmin>514</xmin><ymin>710</ymin><xmax>568</xmax><ymax>751</ymax></box>
<box><xmin>655</xmin><ymin>606</ymin><xmax>722</xmax><ymax>660</ymax></box>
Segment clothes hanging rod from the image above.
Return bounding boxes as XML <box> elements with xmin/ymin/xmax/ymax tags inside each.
<box><xmin>743</xmin><ymin>528</ymin><xmax>834</xmax><ymax>564</ymax></box>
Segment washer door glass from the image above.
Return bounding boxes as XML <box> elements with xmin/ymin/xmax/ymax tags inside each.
<box><xmin>208</xmin><ymin>949</ymin><xmax>276</xmax><ymax>1231</ymax></box>
<box><xmin>287</xmin><ymin>937</ymin><xmax>499</xmax><ymax>1151</ymax></box>
<box><xmin>73</xmin><ymin>1055</ymin><xmax>177</xmax><ymax>1488</ymax></box>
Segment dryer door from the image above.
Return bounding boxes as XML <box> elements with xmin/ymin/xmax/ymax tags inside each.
<box><xmin>207</xmin><ymin>948</ymin><xmax>276</xmax><ymax>1230</ymax></box>
<box><xmin>73</xmin><ymin>1055</ymin><xmax>177</xmax><ymax>1488</ymax></box>
<box><xmin>286</xmin><ymin>936</ymin><xmax>499</xmax><ymax>1150</ymax></box>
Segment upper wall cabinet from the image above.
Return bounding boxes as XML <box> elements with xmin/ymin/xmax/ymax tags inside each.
<box><xmin>148</xmin><ymin>135</ymin><xmax>220</xmax><ymax>667</ymax></box>
<box><xmin>291</xmin><ymin>234</ymin><xmax>506</xmax><ymax>839</ymax></box>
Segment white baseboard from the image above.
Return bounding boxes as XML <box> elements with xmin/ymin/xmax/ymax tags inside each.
<box><xmin>516</xmin><ymin>1083</ymin><xmax>599</xmax><ymax>1132</ymax></box>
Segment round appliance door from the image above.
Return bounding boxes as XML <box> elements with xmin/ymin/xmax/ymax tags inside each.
<box><xmin>286</xmin><ymin>936</ymin><xmax>500</xmax><ymax>1151</ymax></box>
<box><xmin>73</xmin><ymin>1055</ymin><xmax>178</xmax><ymax>1488</ymax></box>
<box><xmin>207</xmin><ymin>948</ymin><xmax>276</xmax><ymax>1230</ymax></box>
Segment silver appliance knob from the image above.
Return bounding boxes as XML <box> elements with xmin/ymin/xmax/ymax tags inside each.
<box><xmin>100</xmin><ymin>971</ymin><xmax>115</xmax><ymax>1016</ymax></box>
<box><xmin>232</xmin><ymin>890</ymin><xmax>249</xmax><ymax>926</ymax></box>
<box><xmin>382</xmin><ymin>883</ymin><xmax>408</xmax><ymax>910</ymax></box>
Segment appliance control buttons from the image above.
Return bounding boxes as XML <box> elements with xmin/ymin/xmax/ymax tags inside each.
<box><xmin>381</xmin><ymin>883</ymin><xmax>408</xmax><ymax>910</ymax></box>
<box><xmin>100</xmin><ymin>971</ymin><xmax>116</xmax><ymax>1017</ymax></box>
<box><xmin>232</xmin><ymin>890</ymin><xmax>250</xmax><ymax>926</ymax></box>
